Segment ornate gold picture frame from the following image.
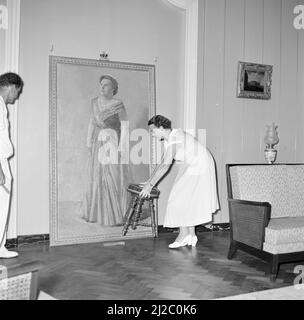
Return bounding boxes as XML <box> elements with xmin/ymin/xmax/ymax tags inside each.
<box><xmin>49</xmin><ymin>55</ymin><xmax>156</xmax><ymax>246</ymax></box>
<box><xmin>237</xmin><ymin>61</ymin><xmax>273</xmax><ymax>100</ymax></box>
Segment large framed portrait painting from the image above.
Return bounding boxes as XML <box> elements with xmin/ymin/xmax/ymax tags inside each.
<box><xmin>49</xmin><ymin>56</ymin><xmax>156</xmax><ymax>246</ymax></box>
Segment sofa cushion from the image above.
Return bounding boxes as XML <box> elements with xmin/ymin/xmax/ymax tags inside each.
<box><xmin>230</xmin><ymin>165</ymin><xmax>290</xmax><ymax>218</ymax></box>
<box><xmin>263</xmin><ymin>241</ymin><xmax>304</xmax><ymax>254</ymax></box>
<box><xmin>264</xmin><ymin>216</ymin><xmax>304</xmax><ymax>254</ymax></box>
<box><xmin>265</xmin><ymin>217</ymin><xmax>304</xmax><ymax>245</ymax></box>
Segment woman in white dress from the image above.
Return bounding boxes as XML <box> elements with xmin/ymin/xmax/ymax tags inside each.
<box><xmin>140</xmin><ymin>115</ymin><xmax>219</xmax><ymax>248</ymax></box>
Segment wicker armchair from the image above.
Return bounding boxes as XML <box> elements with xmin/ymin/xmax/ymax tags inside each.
<box><xmin>0</xmin><ymin>261</ymin><xmax>42</xmax><ymax>300</ymax></box>
<box><xmin>226</xmin><ymin>164</ymin><xmax>304</xmax><ymax>281</ymax></box>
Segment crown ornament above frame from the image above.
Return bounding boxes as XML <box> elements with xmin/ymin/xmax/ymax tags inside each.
<box><xmin>99</xmin><ymin>51</ymin><xmax>109</xmax><ymax>60</ymax></box>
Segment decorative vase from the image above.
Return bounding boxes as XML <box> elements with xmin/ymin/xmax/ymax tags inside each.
<box><xmin>264</xmin><ymin>123</ymin><xmax>279</xmax><ymax>164</ymax></box>
<box><xmin>264</xmin><ymin>148</ymin><xmax>277</xmax><ymax>164</ymax></box>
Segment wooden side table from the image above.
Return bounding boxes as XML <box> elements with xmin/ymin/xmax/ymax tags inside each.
<box><xmin>122</xmin><ymin>183</ymin><xmax>160</xmax><ymax>237</ymax></box>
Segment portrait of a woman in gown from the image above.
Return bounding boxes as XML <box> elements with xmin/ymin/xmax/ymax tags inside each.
<box><xmin>83</xmin><ymin>74</ymin><xmax>132</xmax><ymax>226</ymax></box>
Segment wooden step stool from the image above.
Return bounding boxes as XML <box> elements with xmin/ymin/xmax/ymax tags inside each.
<box><xmin>122</xmin><ymin>183</ymin><xmax>160</xmax><ymax>237</ymax></box>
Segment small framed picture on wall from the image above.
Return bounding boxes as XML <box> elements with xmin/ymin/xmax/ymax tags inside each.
<box><xmin>237</xmin><ymin>61</ymin><xmax>273</xmax><ymax>100</ymax></box>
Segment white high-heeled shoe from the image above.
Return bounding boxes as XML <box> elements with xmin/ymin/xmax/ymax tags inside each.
<box><xmin>168</xmin><ymin>234</ymin><xmax>192</xmax><ymax>248</ymax></box>
<box><xmin>190</xmin><ymin>235</ymin><xmax>198</xmax><ymax>247</ymax></box>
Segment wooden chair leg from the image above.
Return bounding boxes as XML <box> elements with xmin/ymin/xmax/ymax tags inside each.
<box><xmin>132</xmin><ymin>198</ymin><xmax>144</xmax><ymax>230</ymax></box>
<box><xmin>149</xmin><ymin>200</ymin><xmax>157</xmax><ymax>238</ymax></box>
<box><xmin>270</xmin><ymin>255</ymin><xmax>279</xmax><ymax>282</ymax></box>
<box><xmin>122</xmin><ymin>196</ymin><xmax>138</xmax><ymax>236</ymax></box>
<box><xmin>227</xmin><ymin>240</ymin><xmax>238</xmax><ymax>259</ymax></box>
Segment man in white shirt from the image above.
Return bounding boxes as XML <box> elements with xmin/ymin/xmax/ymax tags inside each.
<box><xmin>0</xmin><ymin>72</ymin><xmax>23</xmax><ymax>258</ymax></box>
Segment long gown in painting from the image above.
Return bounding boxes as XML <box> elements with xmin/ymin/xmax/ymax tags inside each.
<box><xmin>83</xmin><ymin>96</ymin><xmax>132</xmax><ymax>226</ymax></box>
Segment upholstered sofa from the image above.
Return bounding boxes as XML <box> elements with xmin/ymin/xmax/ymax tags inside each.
<box><xmin>226</xmin><ymin>164</ymin><xmax>304</xmax><ymax>281</ymax></box>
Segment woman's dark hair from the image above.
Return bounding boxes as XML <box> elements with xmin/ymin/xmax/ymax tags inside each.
<box><xmin>99</xmin><ymin>74</ymin><xmax>118</xmax><ymax>96</ymax></box>
<box><xmin>0</xmin><ymin>72</ymin><xmax>24</xmax><ymax>89</ymax></box>
<box><xmin>148</xmin><ymin>115</ymin><xmax>172</xmax><ymax>129</ymax></box>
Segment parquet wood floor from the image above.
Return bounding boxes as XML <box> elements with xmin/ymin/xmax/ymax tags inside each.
<box><xmin>0</xmin><ymin>231</ymin><xmax>299</xmax><ymax>300</ymax></box>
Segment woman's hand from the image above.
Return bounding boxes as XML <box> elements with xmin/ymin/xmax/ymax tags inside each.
<box><xmin>139</xmin><ymin>183</ymin><xmax>153</xmax><ymax>198</ymax></box>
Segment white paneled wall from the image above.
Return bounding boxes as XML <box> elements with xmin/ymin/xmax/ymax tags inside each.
<box><xmin>197</xmin><ymin>0</ymin><xmax>304</xmax><ymax>223</ymax></box>
<box><xmin>0</xmin><ymin>0</ymin><xmax>7</xmax><ymax>73</ymax></box>
<box><xmin>3</xmin><ymin>0</ymin><xmax>304</xmax><ymax>233</ymax></box>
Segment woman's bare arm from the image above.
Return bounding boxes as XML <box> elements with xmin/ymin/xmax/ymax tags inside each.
<box><xmin>139</xmin><ymin>143</ymin><xmax>177</xmax><ymax>197</ymax></box>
